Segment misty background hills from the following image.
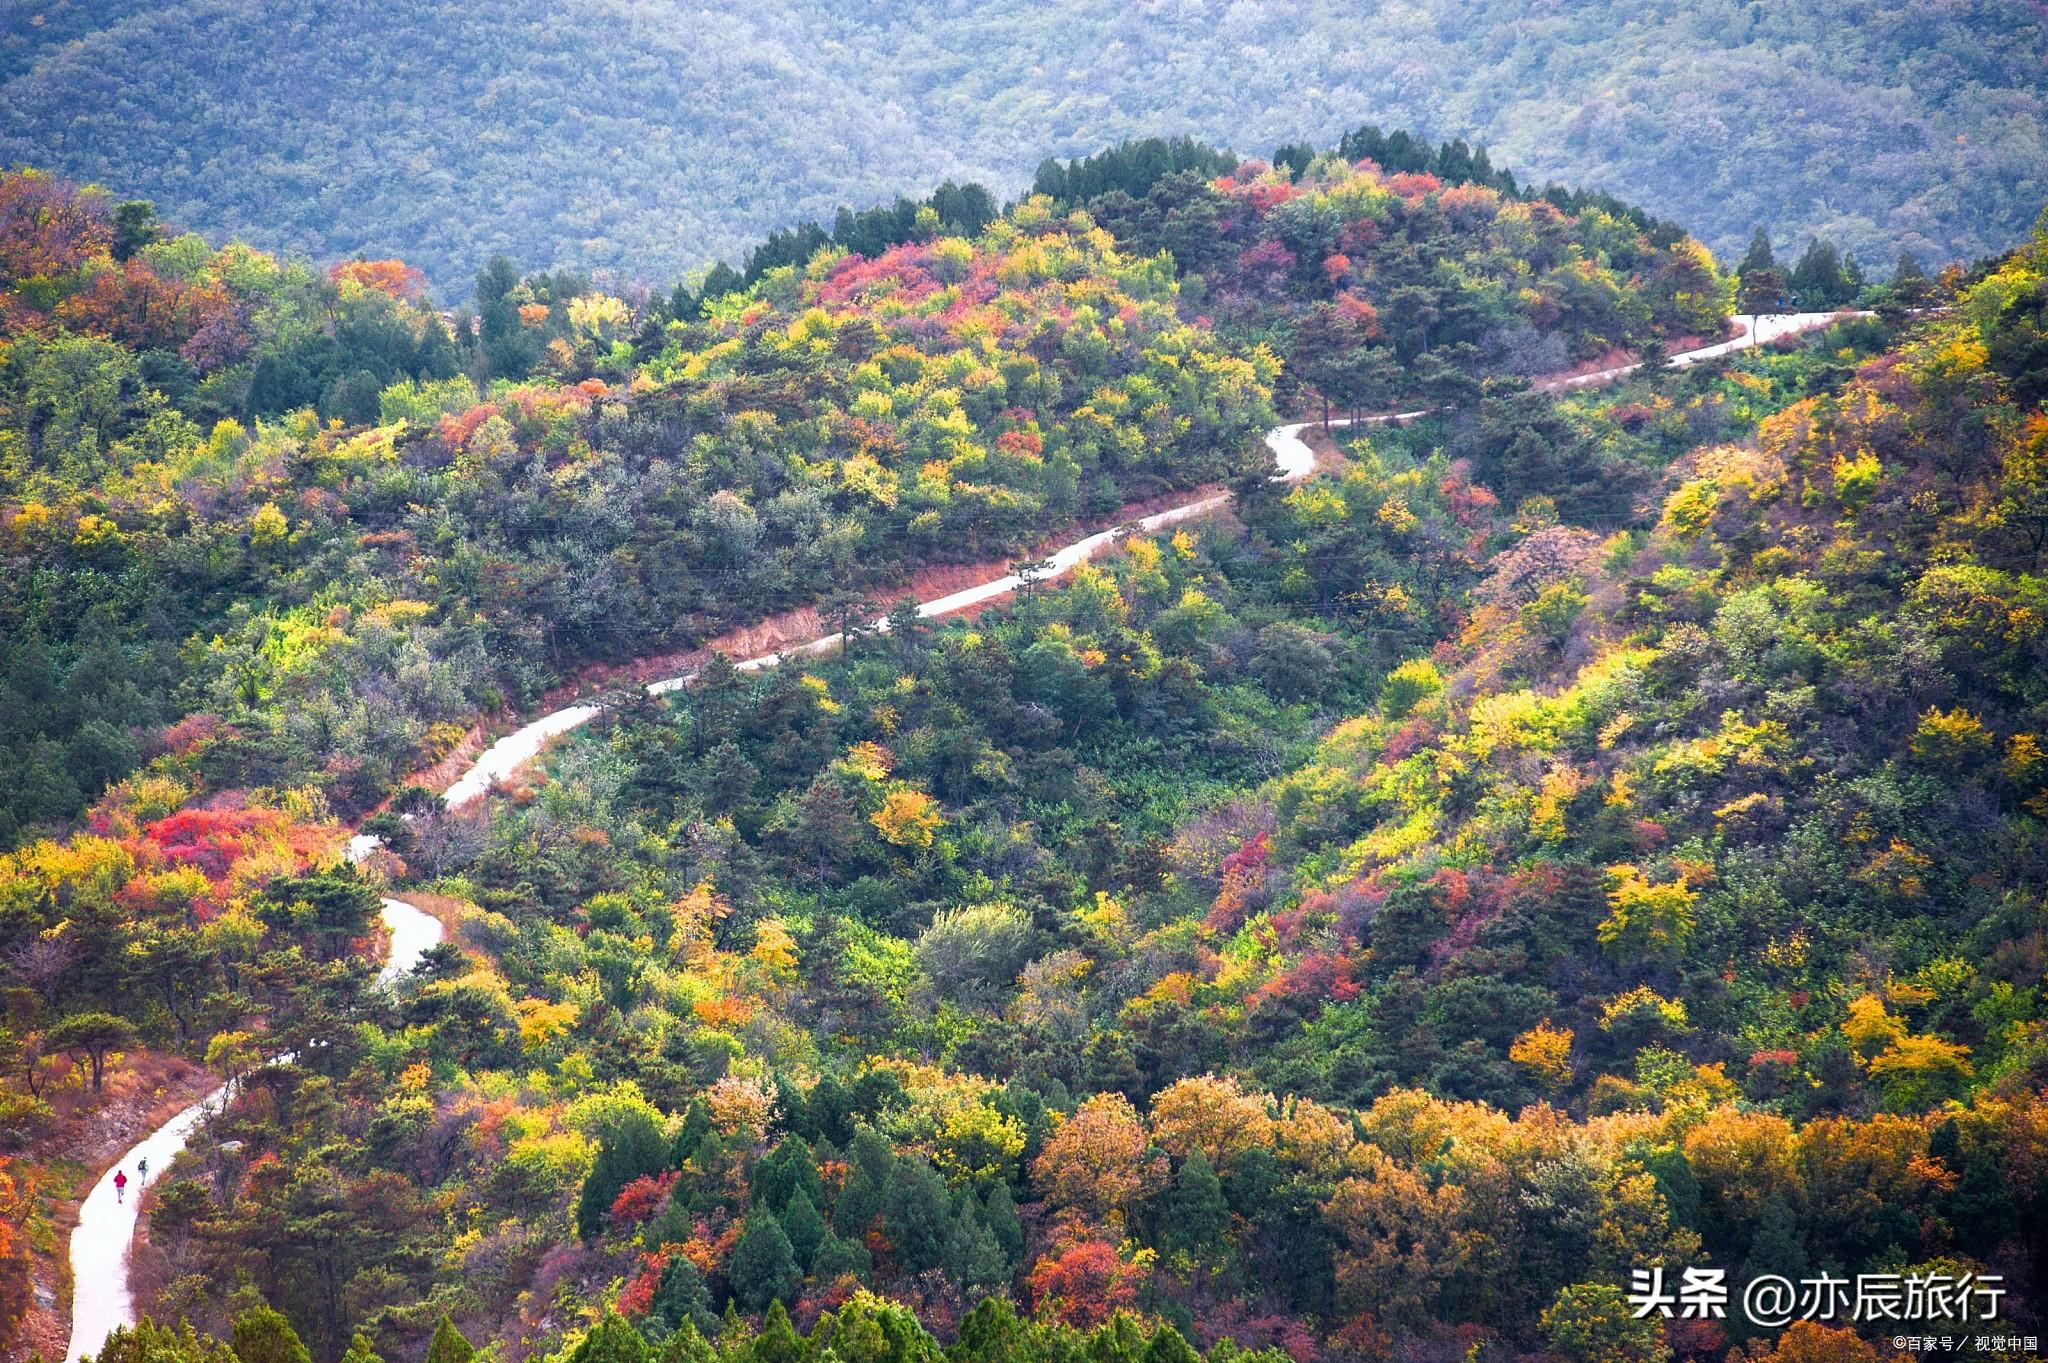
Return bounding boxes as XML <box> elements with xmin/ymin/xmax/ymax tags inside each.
<box><xmin>3</xmin><ymin>0</ymin><xmax>2043</xmax><ymax>296</ymax></box>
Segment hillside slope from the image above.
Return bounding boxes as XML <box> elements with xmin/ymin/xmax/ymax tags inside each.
<box><xmin>2</xmin><ymin>0</ymin><xmax>2041</xmax><ymax>295</ymax></box>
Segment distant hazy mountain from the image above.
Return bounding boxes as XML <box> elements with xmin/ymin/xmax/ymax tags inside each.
<box><xmin>3</xmin><ymin>0</ymin><xmax>2041</xmax><ymax>295</ymax></box>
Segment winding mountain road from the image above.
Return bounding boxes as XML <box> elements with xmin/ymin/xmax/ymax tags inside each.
<box><xmin>62</xmin><ymin>309</ymin><xmax>1851</xmax><ymax>1361</ymax></box>
<box><xmin>63</xmin><ymin>870</ymin><xmax>442</xmax><ymax>1363</ymax></box>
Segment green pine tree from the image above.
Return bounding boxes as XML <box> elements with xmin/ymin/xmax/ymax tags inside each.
<box><xmin>687</xmin><ymin>1131</ymin><xmax>737</xmax><ymax>1218</ymax></box>
<box><xmin>1890</xmin><ymin>252</ymin><xmax>1933</xmax><ymax>307</ymax></box>
<box><xmin>93</xmin><ymin>1320</ymin><xmax>238</xmax><ymax>1363</ymax></box>
<box><xmin>882</xmin><ymin>1158</ymin><xmax>950</xmax><ymax>1273</ymax></box>
<box><xmin>657</xmin><ymin>1323</ymin><xmax>715</xmax><ymax>1363</ymax></box>
<box><xmin>942</xmin><ymin>1203</ymin><xmax>1010</xmax><ymax>1301</ymax></box>
<box><xmin>566</xmin><ymin>1313</ymin><xmax>650</xmax><ymax>1363</ymax></box>
<box><xmin>1142</xmin><ymin>1325</ymin><xmax>1201</xmax><ymax>1363</ymax></box>
<box><xmin>700</xmin><ymin>262</ymin><xmax>743</xmax><ymax>301</ymax></box>
<box><xmin>231</xmin><ymin>1309</ymin><xmax>310</xmax><ymax>1363</ymax></box>
<box><xmin>1737</xmin><ymin>227</ymin><xmax>1775</xmax><ymax>279</ymax></box>
<box><xmin>1160</xmin><ymin>1148</ymin><xmax>1231</xmax><ymax>1266</ymax></box>
<box><xmin>749</xmin><ymin>1303</ymin><xmax>805</xmax><ymax>1363</ymax></box>
<box><xmin>1789</xmin><ymin>237</ymin><xmax>1851</xmax><ymax>309</ymax></box>
<box><xmin>807</xmin><ymin>1076</ymin><xmax>853</xmax><ymax>1145</ymax></box>
<box><xmin>1084</xmin><ymin>1313</ymin><xmax>1149</xmax><ymax>1363</ymax></box>
<box><xmin>831</xmin><ymin>1130</ymin><xmax>893</xmax><ymax>1239</ymax></box>
<box><xmin>952</xmin><ymin>1298</ymin><xmax>1035</xmax><ymax>1363</ymax></box>
<box><xmin>812</xmin><ymin>1294</ymin><xmax>938</xmax><ymax>1363</ymax></box>
<box><xmin>751</xmin><ymin>1139</ymin><xmax>822</xmax><ymax>1217</ymax></box>
<box><xmin>980</xmin><ymin>1181</ymin><xmax>1024</xmax><ymax>1268</ymax></box>
<box><xmin>771</xmin><ymin>1074</ymin><xmax>815</xmax><ymax>1141</ymax></box>
<box><xmin>1743</xmin><ymin>1195</ymin><xmax>1809</xmax><ymax>1291</ymax></box>
<box><xmin>779</xmin><ymin>1188</ymin><xmax>826</xmax><ymax>1273</ymax></box>
<box><xmin>812</xmin><ymin>1230</ymin><xmax>873</xmax><ymax>1285</ymax></box>
<box><xmin>653</xmin><ymin>1253</ymin><xmax>717</xmax><ymax>1339</ymax></box>
<box><xmin>111</xmin><ymin>200</ymin><xmax>160</xmax><ymax>260</ymax></box>
<box><xmin>1643</xmin><ymin>1147</ymin><xmax>1701</xmax><ymax>1234</ymax></box>
<box><xmin>672</xmin><ymin>1100</ymin><xmax>712</xmax><ymax>1167</ymax></box>
<box><xmin>425</xmin><ymin>1318</ymin><xmax>475</xmax><ymax>1363</ymax></box>
<box><xmin>730</xmin><ymin>1212</ymin><xmax>802</xmax><ymax>1312</ymax></box>
<box><xmin>579</xmin><ymin>1108</ymin><xmax>672</xmax><ymax>1242</ymax></box>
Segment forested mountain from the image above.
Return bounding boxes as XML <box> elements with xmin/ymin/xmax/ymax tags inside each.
<box><xmin>2</xmin><ymin>0</ymin><xmax>2042</xmax><ymax>297</ymax></box>
<box><xmin>3</xmin><ymin>127</ymin><xmax>2047</xmax><ymax>1363</ymax></box>
<box><xmin>0</xmin><ymin>155</ymin><xmax>1723</xmax><ymax>846</ymax></box>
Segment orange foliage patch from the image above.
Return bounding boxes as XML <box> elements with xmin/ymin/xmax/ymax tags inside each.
<box><xmin>330</xmin><ymin>258</ymin><xmax>427</xmax><ymax>300</ymax></box>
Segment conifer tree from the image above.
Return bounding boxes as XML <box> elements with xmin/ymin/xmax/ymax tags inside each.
<box><xmin>1160</xmin><ymin>1148</ymin><xmax>1230</xmax><ymax>1266</ymax></box>
<box><xmin>1789</xmin><ymin>238</ymin><xmax>1850</xmax><ymax>309</ymax></box>
<box><xmin>1890</xmin><ymin>252</ymin><xmax>1933</xmax><ymax>307</ymax></box>
<box><xmin>981</xmin><ymin>1181</ymin><xmax>1024</xmax><ymax>1268</ymax></box>
<box><xmin>780</xmin><ymin>1188</ymin><xmax>826</xmax><ymax>1273</ymax></box>
<box><xmin>566</xmin><ymin>1313</ymin><xmax>650</xmax><ymax>1363</ymax></box>
<box><xmin>881</xmin><ymin>1158</ymin><xmax>950</xmax><ymax>1273</ymax></box>
<box><xmin>579</xmin><ymin>1107</ymin><xmax>672</xmax><ymax>1242</ymax></box>
<box><xmin>832</xmin><ymin>1128</ymin><xmax>894</xmax><ymax>1238</ymax></box>
<box><xmin>671</xmin><ymin>1099</ymin><xmax>712</xmax><ymax>1167</ymax></box>
<box><xmin>812</xmin><ymin>1230</ymin><xmax>873</xmax><ymax>1286</ymax></box>
<box><xmin>657</xmin><ymin>1324</ymin><xmax>715</xmax><ymax>1363</ymax></box>
<box><xmin>751</xmin><ymin>1138</ymin><xmax>822</xmax><ymax>1217</ymax></box>
<box><xmin>1738</xmin><ymin>227</ymin><xmax>1776</xmax><ymax>279</ymax></box>
<box><xmin>425</xmin><ymin>1318</ymin><xmax>475</xmax><ymax>1363</ymax></box>
<box><xmin>953</xmin><ymin>1298</ymin><xmax>1035</xmax><ymax>1363</ymax></box>
<box><xmin>1743</xmin><ymin>1195</ymin><xmax>1809</xmax><ymax>1286</ymax></box>
<box><xmin>942</xmin><ymin>1203</ymin><xmax>1010</xmax><ymax>1301</ymax></box>
<box><xmin>730</xmin><ymin>1212</ymin><xmax>802</xmax><ymax>1311</ymax></box>
<box><xmin>750</xmin><ymin>1303</ymin><xmax>805</xmax><ymax>1363</ymax></box>
<box><xmin>808</xmin><ymin>1076</ymin><xmax>854</xmax><ymax>1145</ymax></box>
<box><xmin>772</xmin><ymin>1073</ymin><xmax>815</xmax><ymax>1140</ymax></box>
<box><xmin>653</xmin><ymin>1253</ymin><xmax>717</xmax><ymax>1339</ymax></box>
<box><xmin>1142</xmin><ymin>1325</ymin><xmax>1202</xmax><ymax>1363</ymax></box>
<box><xmin>231</xmin><ymin>1309</ymin><xmax>310</xmax><ymax>1363</ymax></box>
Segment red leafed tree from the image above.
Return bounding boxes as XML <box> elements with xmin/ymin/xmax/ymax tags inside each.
<box><xmin>1235</xmin><ymin>239</ymin><xmax>1296</xmax><ymax>297</ymax></box>
<box><xmin>0</xmin><ymin>171</ymin><xmax>111</xmax><ymax>285</ymax></box>
<box><xmin>1332</xmin><ymin>290</ymin><xmax>1380</xmax><ymax>336</ymax></box>
<box><xmin>1026</xmin><ymin>1240</ymin><xmax>1146</xmax><ymax>1328</ymax></box>
<box><xmin>1206</xmin><ymin>831</ymin><xmax>1271</xmax><ymax>933</ymax></box>
<box><xmin>1385</xmin><ymin>171</ymin><xmax>1443</xmax><ymax>201</ymax></box>
<box><xmin>609</xmin><ymin>1171</ymin><xmax>679</xmax><ymax>1228</ymax></box>
<box><xmin>1255</xmin><ymin>952</ymin><xmax>1361</xmax><ymax>1009</ymax></box>
<box><xmin>144</xmin><ymin>808</ymin><xmax>271</xmax><ymax>879</ymax></box>
<box><xmin>995</xmin><ymin>428</ymin><xmax>1044</xmax><ymax>459</ymax></box>
<box><xmin>55</xmin><ymin>258</ymin><xmax>242</xmax><ymax>359</ymax></box>
<box><xmin>615</xmin><ymin>1247</ymin><xmax>672</xmax><ymax>1318</ymax></box>
<box><xmin>438</xmin><ymin>403</ymin><xmax>499</xmax><ymax>447</ymax></box>
<box><xmin>138</xmin><ymin>807</ymin><xmax>328</xmax><ymax>887</ymax></box>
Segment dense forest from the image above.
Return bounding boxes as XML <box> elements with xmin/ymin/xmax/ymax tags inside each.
<box><xmin>2</xmin><ymin>0</ymin><xmax>2043</xmax><ymax>296</ymax></box>
<box><xmin>2</xmin><ymin>116</ymin><xmax>2045</xmax><ymax>1363</ymax></box>
<box><xmin>0</xmin><ymin>141</ymin><xmax>1730</xmax><ymax>846</ymax></box>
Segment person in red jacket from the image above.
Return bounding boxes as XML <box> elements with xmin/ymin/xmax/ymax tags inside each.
<box><xmin>113</xmin><ymin>1169</ymin><xmax>127</xmax><ymax>1204</ymax></box>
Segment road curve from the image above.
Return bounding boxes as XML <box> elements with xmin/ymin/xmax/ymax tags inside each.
<box><xmin>63</xmin><ymin>864</ymin><xmax>442</xmax><ymax>1362</ymax></box>
<box><xmin>62</xmin><ymin>309</ymin><xmax>1853</xmax><ymax>1361</ymax></box>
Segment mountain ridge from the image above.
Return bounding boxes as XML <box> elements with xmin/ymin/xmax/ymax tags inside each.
<box><xmin>3</xmin><ymin>0</ymin><xmax>2041</xmax><ymax>296</ymax></box>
